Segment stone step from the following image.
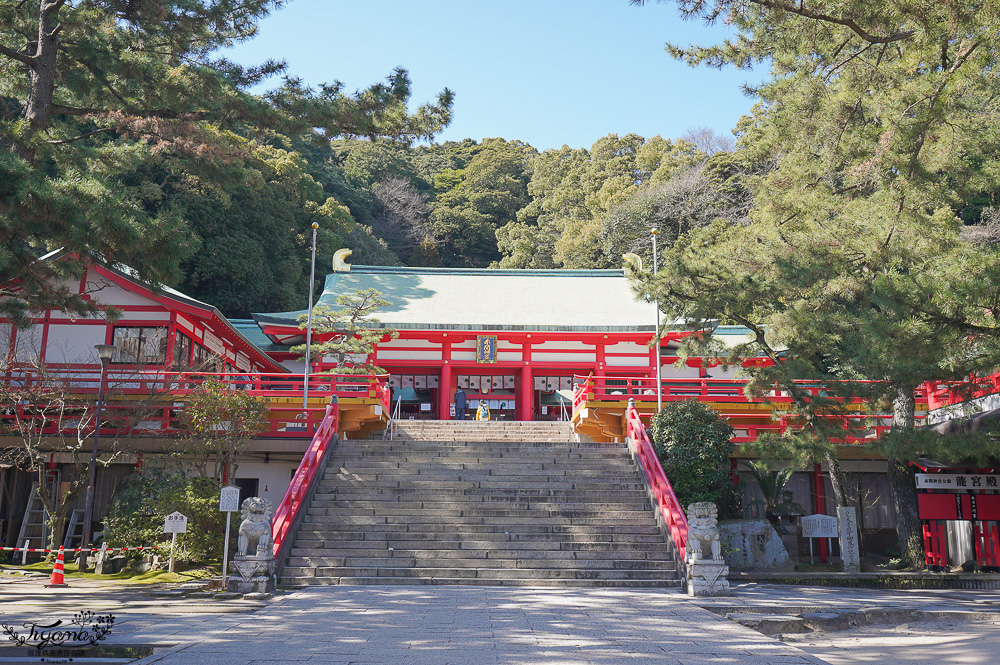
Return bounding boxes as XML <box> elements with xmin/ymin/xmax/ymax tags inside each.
<box><xmin>322</xmin><ymin>477</ymin><xmax>646</xmax><ymax>488</ymax></box>
<box><xmin>304</xmin><ymin>514</ymin><xmax>658</xmax><ymax>526</ymax></box>
<box><xmin>286</xmin><ymin>548</ymin><xmax>669</xmax><ymax>561</ymax></box>
<box><xmin>281</xmin><ymin>576</ymin><xmax>679</xmax><ymax>588</ymax></box>
<box><xmin>294</xmin><ymin>530</ymin><xmax>666</xmax><ymax>544</ymax></box>
<box><xmin>295</xmin><ymin>524</ymin><xmax>662</xmax><ymax>538</ymax></box>
<box><xmin>291</xmin><ymin>538</ymin><xmax>669</xmax><ymax>552</ymax></box>
<box><xmin>307</xmin><ymin>499</ymin><xmax>653</xmax><ymax>511</ymax></box>
<box><xmin>333</xmin><ymin>451</ymin><xmax>626</xmax><ymax>460</ymax></box>
<box><xmin>349</xmin><ymin>441</ymin><xmax>620</xmax><ymax>448</ymax></box>
<box><xmin>324</xmin><ymin>489</ymin><xmax>649</xmax><ymax>500</ymax></box>
<box><xmin>285</xmin><ymin>556</ymin><xmax>672</xmax><ymax>570</ymax></box>
<box><xmin>326</xmin><ymin>461</ymin><xmax>635</xmax><ymax>471</ymax></box>
<box><xmin>321</xmin><ymin>474</ymin><xmax>638</xmax><ymax>485</ymax></box>
<box><xmin>280</xmin><ymin>424</ymin><xmax>677</xmax><ymax>588</ymax></box>
<box><xmin>306</xmin><ymin>508</ymin><xmax>655</xmax><ymax>519</ymax></box>
<box><xmin>283</xmin><ymin>566</ymin><xmax>676</xmax><ymax>581</ymax></box>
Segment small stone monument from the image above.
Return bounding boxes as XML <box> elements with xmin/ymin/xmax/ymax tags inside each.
<box><xmin>684</xmin><ymin>502</ymin><xmax>731</xmax><ymax>596</ymax></box>
<box><xmin>837</xmin><ymin>506</ymin><xmax>861</xmax><ymax>573</ymax></box>
<box><xmin>227</xmin><ymin>496</ymin><xmax>276</xmax><ymax>594</ymax></box>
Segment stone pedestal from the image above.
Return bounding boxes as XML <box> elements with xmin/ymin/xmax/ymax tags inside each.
<box><xmin>686</xmin><ymin>559</ymin><xmax>731</xmax><ymax>596</ymax></box>
<box><xmin>227</xmin><ymin>554</ymin><xmax>275</xmax><ymax>594</ymax></box>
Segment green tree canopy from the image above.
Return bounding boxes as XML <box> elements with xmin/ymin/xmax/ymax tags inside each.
<box><xmin>429</xmin><ymin>138</ymin><xmax>536</xmax><ymax>267</ymax></box>
<box><xmin>0</xmin><ymin>0</ymin><xmax>452</xmax><ymax>323</ymax></box>
<box><xmin>632</xmin><ymin>0</ymin><xmax>1000</xmax><ymax>565</ymax></box>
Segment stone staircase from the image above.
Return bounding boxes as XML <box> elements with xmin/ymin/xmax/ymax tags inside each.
<box><xmin>280</xmin><ymin>420</ymin><xmax>679</xmax><ymax>587</ymax></box>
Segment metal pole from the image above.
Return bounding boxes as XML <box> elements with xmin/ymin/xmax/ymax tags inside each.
<box><xmin>80</xmin><ymin>355</ymin><xmax>110</xmax><ymax>570</ymax></box>
<box><xmin>651</xmin><ymin>227</ymin><xmax>663</xmax><ymax>412</ymax></box>
<box><xmin>222</xmin><ymin>511</ymin><xmax>232</xmax><ymax>591</ymax></box>
<box><xmin>302</xmin><ymin>222</ymin><xmax>319</xmax><ymax>416</ymax></box>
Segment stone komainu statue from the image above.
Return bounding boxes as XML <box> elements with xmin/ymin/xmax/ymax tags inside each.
<box><xmin>237</xmin><ymin>496</ymin><xmax>274</xmax><ymax>557</ymax></box>
<box><xmin>685</xmin><ymin>501</ymin><xmax>723</xmax><ymax>564</ymax></box>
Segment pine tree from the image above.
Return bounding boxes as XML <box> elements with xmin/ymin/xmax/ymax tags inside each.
<box><xmin>0</xmin><ymin>1</ymin><xmax>452</xmax><ymax>324</ymax></box>
<box><xmin>292</xmin><ymin>289</ymin><xmax>398</xmax><ymax>374</ymax></box>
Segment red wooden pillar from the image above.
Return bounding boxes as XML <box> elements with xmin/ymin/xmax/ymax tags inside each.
<box><xmin>922</xmin><ymin>520</ymin><xmax>948</xmax><ymax>567</ymax></box>
<box><xmin>519</xmin><ymin>364</ymin><xmax>533</xmax><ymax>422</ymax></box>
<box><xmin>974</xmin><ymin>521</ymin><xmax>1000</xmax><ymax>568</ymax></box>
<box><xmin>439</xmin><ymin>363</ymin><xmax>453</xmax><ymax>421</ymax></box>
<box><xmin>813</xmin><ymin>463</ymin><xmax>829</xmax><ymax>563</ymax></box>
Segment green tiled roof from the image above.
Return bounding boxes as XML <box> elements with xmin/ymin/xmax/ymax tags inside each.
<box><xmin>254</xmin><ymin>265</ymin><xmax>659</xmax><ymax>332</ymax></box>
<box><xmin>230</xmin><ymin>319</ymin><xmax>293</xmax><ymax>352</ymax></box>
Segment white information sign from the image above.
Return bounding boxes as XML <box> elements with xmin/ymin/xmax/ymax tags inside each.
<box><xmin>203</xmin><ymin>330</ymin><xmax>225</xmax><ymax>355</ymax></box>
<box><xmin>219</xmin><ymin>485</ymin><xmax>241</xmax><ymax>512</ymax></box>
<box><xmin>163</xmin><ymin>511</ymin><xmax>188</xmax><ymax>534</ymax></box>
<box><xmin>915</xmin><ymin>473</ymin><xmax>1000</xmax><ymax>491</ymax></box>
<box><xmin>801</xmin><ymin>513</ymin><xmax>839</xmax><ymax>539</ymax></box>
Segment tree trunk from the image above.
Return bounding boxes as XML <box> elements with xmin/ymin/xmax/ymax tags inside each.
<box><xmin>22</xmin><ymin>1</ymin><xmax>62</xmax><ymax>143</ymax></box>
<box><xmin>823</xmin><ymin>451</ymin><xmax>848</xmax><ymax>508</ymax></box>
<box><xmin>887</xmin><ymin>383</ymin><xmax>924</xmax><ymax>567</ymax></box>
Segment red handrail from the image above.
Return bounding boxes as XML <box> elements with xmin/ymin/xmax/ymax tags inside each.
<box><xmin>625</xmin><ymin>401</ymin><xmax>688</xmax><ymax>561</ymax></box>
<box><xmin>271</xmin><ymin>401</ymin><xmax>339</xmax><ymax>557</ymax></box>
<box><xmin>0</xmin><ymin>369</ymin><xmax>385</xmax><ymax>439</ymax></box>
<box><xmin>573</xmin><ymin>373</ymin><xmax>933</xmax><ymax>405</ymax></box>
<box><xmin>574</xmin><ymin>374</ymin><xmax>928</xmax><ymax>444</ymax></box>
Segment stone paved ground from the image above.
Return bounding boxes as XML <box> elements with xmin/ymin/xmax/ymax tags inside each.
<box><xmin>785</xmin><ymin>620</ymin><xmax>1000</xmax><ymax>665</ymax></box>
<box><xmin>4</xmin><ymin>578</ymin><xmax>1000</xmax><ymax>664</ymax></box>
<box><xmin>127</xmin><ymin>587</ymin><xmax>828</xmax><ymax>665</ymax></box>
<box><xmin>0</xmin><ymin>580</ymin><xmax>825</xmax><ymax>665</ymax></box>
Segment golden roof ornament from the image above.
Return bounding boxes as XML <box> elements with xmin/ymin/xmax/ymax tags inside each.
<box><xmin>332</xmin><ymin>248</ymin><xmax>352</xmax><ymax>273</ymax></box>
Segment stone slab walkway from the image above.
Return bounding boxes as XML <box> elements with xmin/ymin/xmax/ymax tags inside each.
<box><xmin>5</xmin><ymin>579</ymin><xmax>1000</xmax><ymax>664</ymax></box>
<box><xmin>121</xmin><ymin>587</ymin><xmax>826</xmax><ymax>665</ymax></box>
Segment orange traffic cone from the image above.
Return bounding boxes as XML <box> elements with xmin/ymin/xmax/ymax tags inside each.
<box><xmin>45</xmin><ymin>546</ymin><xmax>69</xmax><ymax>588</ymax></box>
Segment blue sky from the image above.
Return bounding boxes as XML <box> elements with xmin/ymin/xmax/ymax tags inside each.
<box><xmin>224</xmin><ymin>0</ymin><xmax>760</xmax><ymax>151</ymax></box>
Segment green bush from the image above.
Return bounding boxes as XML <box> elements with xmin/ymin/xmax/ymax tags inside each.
<box><xmin>103</xmin><ymin>471</ymin><xmax>231</xmax><ymax>563</ymax></box>
<box><xmin>649</xmin><ymin>399</ymin><xmax>739</xmax><ymax>517</ymax></box>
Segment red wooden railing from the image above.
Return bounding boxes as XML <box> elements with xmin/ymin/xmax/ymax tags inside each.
<box><xmin>624</xmin><ymin>400</ymin><xmax>688</xmax><ymax>562</ymax></box>
<box><xmin>272</xmin><ymin>401</ymin><xmax>339</xmax><ymax>560</ymax></box>
<box><xmin>0</xmin><ymin>369</ymin><xmax>387</xmax><ymax>439</ymax></box>
<box><xmin>573</xmin><ymin>373</ymin><xmax>932</xmax><ymax>406</ymax></box>
<box><xmin>573</xmin><ymin>374</ymin><xmax>928</xmax><ymax>443</ymax></box>
<box><xmin>925</xmin><ymin>373</ymin><xmax>1000</xmax><ymax>411</ymax></box>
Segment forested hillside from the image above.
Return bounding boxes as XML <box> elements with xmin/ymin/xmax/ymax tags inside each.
<box><xmin>175</xmin><ymin>127</ymin><xmax>753</xmax><ymax>317</ymax></box>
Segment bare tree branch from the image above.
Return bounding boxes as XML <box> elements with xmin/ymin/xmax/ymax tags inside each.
<box><xmin>46</xmin><ymin>127</ymin><xmax>114</xmax><ymax>144</ymax></box>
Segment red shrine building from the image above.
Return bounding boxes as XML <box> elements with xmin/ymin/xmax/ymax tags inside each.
<box><xmin>251</xmin><ymin>255</ymin><xmax>725</xmax><ymax>422</ymax></box>
<box><xmin>2</xmin><ymin>250</ymin><xmax>285</xmax><ymax>375</ymax></box>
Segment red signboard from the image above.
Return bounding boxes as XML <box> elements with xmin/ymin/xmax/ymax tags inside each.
<box><xmin>918</xmin><ymin>493</ymin><xmax>1000</xmax><ymax>521</ymax></box>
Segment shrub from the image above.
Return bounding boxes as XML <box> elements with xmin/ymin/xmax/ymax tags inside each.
<box><xmin>649</xmin><ymin>399</ymin><xmax>739</xmax><ymax>516</ymax></box>
<box><xmin>103</xmin><ymin>471</ymin><xmax>231</xmax><ymax>563</ymax></box>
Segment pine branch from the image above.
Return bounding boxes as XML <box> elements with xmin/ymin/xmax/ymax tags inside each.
<box><xmin>0</xmin><ymin>42</ymin><xmax>34</xmax><ymax>66</ymax></box>
<box><xmin>50</xmin><ymin>104</ymin><xmax>211</xmax><ymax>120</ymax></box>
<box><xmin>46</xmin><ymin>127</ymin><xmax>114</xmax><ymax>144</ymax></box>
<box><xmin>748</xmin><ymin>0</ymin><xmax>915</xmax><ymax>44</ymax></box>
